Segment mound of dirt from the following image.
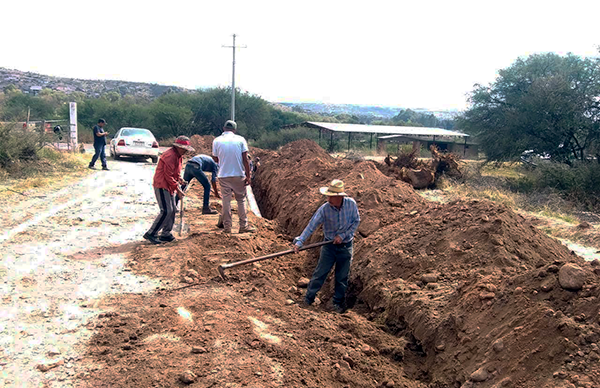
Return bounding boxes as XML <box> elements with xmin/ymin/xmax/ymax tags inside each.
<box><xmin>253</xmin><ymin>139</ymin><xmax>600</xmax><ymax>387</ymax></box>
<box><xmin>189</xmin><ymin>135</ymin><xmax>216</xmax><ymax>156</ymax></box>
<box><xmin>82</xmin><ymin>181</ymin><xmax>424</xmax><ymax>387</ymax></box>
<box><xmin>82</xmin><ymin>139</ymin><xmax>600</xmax><ymax>388</ymax></box>
<box><xmin>253</xmin><ymin>140</ymin><xmax>425</xmax><ymax>240</ymax></box>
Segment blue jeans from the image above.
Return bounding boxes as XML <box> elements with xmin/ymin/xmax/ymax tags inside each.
<box><xmin>90</xmin><ymin>144</ymin><xmax>107</xmax><ymax>168</ymax></box>
<box><xmin>183</xmin><ymin>163</ymin><xmax>211</xmax><ymax>208</ymax></box>
<box><xmin>305</xmin><ymin>242</ymin><xmax>353</xmax><ymax>306</ymax></box>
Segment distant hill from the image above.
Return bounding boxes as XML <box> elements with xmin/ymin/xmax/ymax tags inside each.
<box><xmin>0</xmin><ymin>67</ymin><xmax>189</xmax><ymax>99</ymax></box>
<box><xmin>277</xmin><ymin>102</ymin><xmax>459</xmax><ymax>121</ymax></box>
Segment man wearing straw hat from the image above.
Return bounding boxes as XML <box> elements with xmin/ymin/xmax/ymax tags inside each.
<box><xmin>293</xmin><ymin>179</ymin><xmax>360</xmax><ymax>313</ymax></box>
<box><xmin>144</xmin><ymin>136</ymin><xmax>195</xmax><ymax>245</ymax></box>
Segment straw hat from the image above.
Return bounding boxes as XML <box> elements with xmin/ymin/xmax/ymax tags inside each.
<box><xmin>173</xmin><ymin>135</ymin><xmax>195</xmax><ymax>152</ymax></box>
<box><xmin>320</xmin><ymin>179</ymin><xmax>347</xmax><ymax>196</ymax></box>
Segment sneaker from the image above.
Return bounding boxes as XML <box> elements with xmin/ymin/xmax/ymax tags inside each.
<box><xmin>202</xmin><ymin>207</ymin><xmax>218</xmax><ymax>215</ymax></box>
<box><xmin>158</xmin><ymin>234</ymin><xmax>176</xmax><ymax>242</ymax></box>
<box><xmin>238</xmin><ymin>225</ymin><xmax>256</xmax><ymax>234</ymax></box>
<box><xmin>143</xmin><ymin>232</ymin><xmax>162</xmax><ymax>245</ymax></box>
<box><xmin>332</xmin><ymin>304</ymin><xmax>346</xmax><ymax>314</ymax></box>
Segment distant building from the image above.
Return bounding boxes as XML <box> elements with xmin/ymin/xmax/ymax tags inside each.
<box><xmin>30</xmin><ymin>85</ymin><xmax>42</xmax><ymax>96</ymax></box>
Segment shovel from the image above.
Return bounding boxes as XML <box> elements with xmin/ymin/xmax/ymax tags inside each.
<box><xmin>174</xmin><ymin>182</ymin><xmax>193</xmax><ymax>236</ymax></box>
<box><xmin>218</xmin><ymin>240</ymin><xmax>332</xmax><ymax>279</ymax></box>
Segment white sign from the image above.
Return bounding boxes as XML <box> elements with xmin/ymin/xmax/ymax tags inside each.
<box><xmin>69</xmin><ymin>102</ymin><xmax>78</xmax><ymax>147</ymax></box>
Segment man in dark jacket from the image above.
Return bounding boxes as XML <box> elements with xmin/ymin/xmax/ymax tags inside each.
<box><xmin>89</xmin><ymin>119</ymin><xmax>109</xmax><ymax>170</ymax></box>
<box><xmin>181</xmin><ymin>154</ymin><xmax>221</xmax><ymax>215</ymax></box>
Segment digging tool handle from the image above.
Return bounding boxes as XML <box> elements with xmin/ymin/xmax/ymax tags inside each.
<box><xmin>220</xmin><ymin>240</ymin><xmax>333</xmax><ymax>271</ymax></box>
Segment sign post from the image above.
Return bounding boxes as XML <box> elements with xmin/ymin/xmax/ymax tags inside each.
<box><xmin>69</xmin><ymin>102</ymin><xmax>78</xmax><ymax>150</ymax></box>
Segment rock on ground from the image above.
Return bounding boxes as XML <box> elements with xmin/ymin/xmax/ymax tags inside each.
<box><xmin>179</xmin><ymin>370</ymin><xmax>197</xmax><ymax>384</ymax></box>
<box><xmin>559</xmin><ymin>263</ymin><xmax>587</xmax><ymax>291</ymax></box>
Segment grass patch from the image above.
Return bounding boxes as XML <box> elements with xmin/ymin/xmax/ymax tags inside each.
<box><xmin>0</xmin><ymin>146</ymin><xmax>90</xmax><ymax>192</ymax></box>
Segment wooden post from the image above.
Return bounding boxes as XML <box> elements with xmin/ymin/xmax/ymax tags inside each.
<box><xmin>347</xmin><ymin>132</ymin><xmax>351</xmax><ymax>152</ymax></box>
<box><xmin>370</xmin><ymin>133</ymin><xmax>373</xmax><ymax>149</ymax></box>
<box><xmin>319</xmin><ymin>128</ymin><xmax>322</xmax><ymax>146</ymax></box>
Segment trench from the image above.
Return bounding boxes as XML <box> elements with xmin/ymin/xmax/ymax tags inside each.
<box><xmin>250</xmin><ymin>172</ymin><xmax>434</xmax><ymax>384</ymax></box>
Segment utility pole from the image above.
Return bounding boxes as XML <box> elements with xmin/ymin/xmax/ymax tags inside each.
<box><xmin>222</xmin><ymin>34</ymin><xmax>247</xmax><ymax>121</ymax></box>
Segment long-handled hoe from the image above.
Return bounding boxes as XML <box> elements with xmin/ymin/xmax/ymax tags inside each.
<box><xmin>217</xmin><ymin>240</ymin><xmax>332</xmax><ymax>279</ymax></box>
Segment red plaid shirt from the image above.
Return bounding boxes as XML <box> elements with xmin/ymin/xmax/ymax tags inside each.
<box><xmin>153</xmin><ymin>147</ymin><xmax>182</xmax><ymax>193</ymax></box>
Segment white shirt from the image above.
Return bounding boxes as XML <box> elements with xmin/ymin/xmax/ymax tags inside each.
<box><xmin>212</xmin><ymin>131</ymin><xmax>249</xmax><ymax>178</ymax></box>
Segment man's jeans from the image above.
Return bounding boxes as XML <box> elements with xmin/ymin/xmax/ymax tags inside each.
<box><xmin>182</xmin><ymin>163</ymin><xmax>212</xmax><ymax>208</ymax></box>
<box><xmin>305</xmin><ymin>242</ymin><xmax>353</xmax><ymax>306</ymax></box>
<box><xmin>90</xmin><ymin>144</ymin><xmax>107</xmax><ymax>168</ymax></box>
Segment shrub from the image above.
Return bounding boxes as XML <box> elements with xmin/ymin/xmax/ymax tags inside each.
<box><xmin>509</xmin><ymin>161</ymin><xmax>600</xmax><ymax>209</ymax></box>
<box><xmin>0</xmin><ymin>123</ymin><xmax>46</xmax><ymax>169</ymax></box>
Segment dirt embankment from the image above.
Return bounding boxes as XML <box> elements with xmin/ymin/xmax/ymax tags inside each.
<box><xmin>254</xmin><ymin>140</ymin><xmax>600</xmax><ymax>388</ymax></box>
<box><xmin>81</xmin><ymin>138</ymin><xmax>600</xmax><ymax>388</ymax></box>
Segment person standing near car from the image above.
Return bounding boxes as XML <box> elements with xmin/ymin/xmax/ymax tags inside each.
<box><xmin>212</xmin><ymin>120</ymin><xmax>255</xmax><ymax>234</ymax></box>
<box><xmin>144</xmin><ymin>136</ymin><xmax>195</xmax><ymax>244</ymax></box>
<box><xmin>180</xmin><ymin>154</ymin><xmax>221</xmax><ymax>215</ymax></box>
<box><xmin>89</xmin><ymin>119</ymin><xmax>109</xmax><ymax>170</ymax></box>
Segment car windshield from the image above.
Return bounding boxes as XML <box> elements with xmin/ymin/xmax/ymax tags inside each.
<box><xmin>122</xmin><ymin>129</ymin><xmax>153</xmax><ymax>137</ymax></box>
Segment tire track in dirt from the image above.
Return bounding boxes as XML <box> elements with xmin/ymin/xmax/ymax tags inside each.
<box><xmin>0</xmin><ymin>161</ymin><xmax>163</xmax><ymax>387</ymax></box>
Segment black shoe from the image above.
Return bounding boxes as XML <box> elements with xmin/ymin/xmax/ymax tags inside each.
<box><xmin>88</xmin><ymin>165</ymin><xmax>96</xmax><ymax>170</ymax></box>
<box><xmin>203</xmin><ymin>207</ymin><xmax>218</xmax><ymax>215</ymax></box>
<box><xmin>143</xmin><ymin>233</ymin><xmax>162</xmax><ymax>245</ymax></box>
<box><xmin>216</xmin><ymin>215</ymin><xmax>224</xmax><ymax>229</ymax></box>
<box><xmin>332</xmin><ymin>304</ymin><xmax>346</xmax><ymax>314</ymax></box>
<box><xmin>102</xmin><ymin>166</ymin><xmax>109</xmax><ymax>171</ymax></box>
<box><xmin>158</xmin><ymin>234</ymin><xmax>176</xmax><ymax>242</ymax></box>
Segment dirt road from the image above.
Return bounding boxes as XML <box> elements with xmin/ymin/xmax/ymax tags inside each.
<box><xmin>0</xmin><ymin>160</ymin><xmax>162</xmax><ymax>387</ymax></box>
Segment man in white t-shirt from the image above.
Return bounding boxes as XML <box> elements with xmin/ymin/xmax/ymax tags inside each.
<box><xmin>212</xmin><ymin>120</ymin><xmax>256</xmax><ymax>234</ymax></box>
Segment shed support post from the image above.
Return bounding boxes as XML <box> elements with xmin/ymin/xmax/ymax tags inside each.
<box><xmin>330</xmin><ymin>131</ymin><xmax>334</xmax><ymax>152</ymax></box>
<box><xmin>347</xmin><ymin>132</ymin><xmax>351</xmax><ymax>152</ymax></box>
<box><xmin>370</xmin><ymin>133</ymin><xmax>373</xmax><ymax>150</ymax></box>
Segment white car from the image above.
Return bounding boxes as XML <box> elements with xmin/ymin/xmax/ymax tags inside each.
<box><xmin>110</xmin><ymin>127</ymin><xmax>159</xmax><ymax>163</ymax></box>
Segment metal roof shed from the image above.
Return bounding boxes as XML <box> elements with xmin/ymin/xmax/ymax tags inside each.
<box><xmin>300</xmin><ymin>121</ymin><xmax>468</xmax><ymax>151</ymax></box>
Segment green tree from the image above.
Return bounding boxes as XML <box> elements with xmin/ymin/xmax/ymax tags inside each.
<box><xmin>458</xmin><ymin>53</ymin><xmax>600</xmax><ymax>162</ymax></box>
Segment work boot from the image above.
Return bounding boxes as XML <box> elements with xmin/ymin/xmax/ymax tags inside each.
<box><xmin>202</xmin><ymin>207</ymin><xmax>218</xmax><ymax>215</ymax></box>
<box><xmin>143</xmin><ymin>232</ymin><xmax>162</xmax><ymax>245</ymax></box>
<box><xmin>332</xmin><ymin>303</ymin><xmax>346</xmax><ymax>314</ymax></box>
<box><xmin>238</xmin><ymin>225</ymin><xmax>256</xmax><ymax>234</ymax></box>
<box><xmin>159</xmin><ymin>234</ymin><xmax>176</xmax><ymax>242</ymax></box>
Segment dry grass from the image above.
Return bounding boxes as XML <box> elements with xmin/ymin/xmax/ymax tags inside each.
<box><xmin>0</xmin><ymin>147</ymin><xmax>90</xmax><ymax>193</ymax></box>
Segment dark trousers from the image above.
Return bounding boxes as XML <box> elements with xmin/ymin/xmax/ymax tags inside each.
<box><xmin>90</xmin><ymin>144</ymin><xmax>107</xmax><ymax>168</ymax></box>
<box><xmin>147</xmin><ymin>188</ymin><xmax>177</xmax><ymax>237</ymax></box>
<box><xmin>305</xmin><ymin>242</ymin><xmax>353</xmax><ymax>306</ymax></box>
<box><xmin>182</xmin><ymin>163</ymin><xmax>211</xmax><ymax>208</ymax></box>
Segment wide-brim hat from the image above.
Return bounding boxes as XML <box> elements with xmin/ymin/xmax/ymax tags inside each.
<box><xmin>319</xmin><ymin>179</ymin><xmax>347</xmax><ymax>196</ymax></box>
<box><xmin>173</xmin><ymin>136</ymin><xmax>195</xmax><ymax>152</ymax></box>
